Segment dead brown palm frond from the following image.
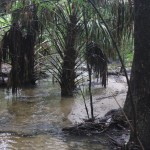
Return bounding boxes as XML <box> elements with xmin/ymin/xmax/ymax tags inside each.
<box><xmin>0</xmin><ymin>2</ymin><xmax>40</xmax><ymax>93</ymax></box>
<box><xmin>85</xmin><ymin>42</ymin><xmax>108</xmax><ymax>87</ymax></box>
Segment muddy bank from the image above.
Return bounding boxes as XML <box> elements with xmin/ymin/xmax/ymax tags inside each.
<box><xmin>64</xmin><ymin>74</ymin><xmax>129</xmax><ymax>149</ymax></box>
<box><xmin>69</xmin><ymin>75</ymin><xmax>127</xmax><ymax>123</ymax></box>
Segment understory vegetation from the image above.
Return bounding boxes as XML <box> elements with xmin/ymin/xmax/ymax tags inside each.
<box><xmin>0</xmin><ymin>0</ymin><xmax>133</xmax><ymax>93</ymax></box>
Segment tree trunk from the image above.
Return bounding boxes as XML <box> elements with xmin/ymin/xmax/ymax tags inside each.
<box><xmin>61</xmin><ymin>14</ymin><xmax>77</xmax><ymax>97</ymax></box>
<box><xmin>124</xmin><ymin>0</ymin><xmax>150</xmax><ymax>149</ymax></box>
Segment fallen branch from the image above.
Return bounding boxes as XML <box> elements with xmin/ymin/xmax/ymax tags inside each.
<box><xmin>62</xmin><ymin>109</ymin><xmax>128</xmax><ymax>136</ymax></box>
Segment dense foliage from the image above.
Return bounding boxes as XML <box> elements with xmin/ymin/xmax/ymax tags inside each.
<box><xmin>0</xmin><ymin>0</ymin><xmax>133</xmax><ymax>94</ymax></box>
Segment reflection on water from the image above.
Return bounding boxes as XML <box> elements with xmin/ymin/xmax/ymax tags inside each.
<box><xmin>0</xmin><ymin>80</ymin><xmax>108</xmax><ymax>150</ymax></box>
<box><xmin>60</xmin><ymin>97</ymin><xmax>74</xmax><ymax>124</ymax></box>
<box><xmin>0</xmin><ymin>134</ymin><xmax>108</xmax><ymax>150</ymax></box>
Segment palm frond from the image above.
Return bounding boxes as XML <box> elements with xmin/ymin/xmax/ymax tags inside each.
<box><xmin>85</xmin><ymin>42</ymin><xmax>108</xmax><ymax>87</ymax></box>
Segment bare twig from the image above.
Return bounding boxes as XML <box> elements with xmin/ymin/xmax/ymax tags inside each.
<box><xmin>88</xmin><ymin>0</ymin><xmax>137</xmax><ymax>145</ymax></box>
<box><xmin>79</xmin><ymin>85</ymin><xmax>90</xmax><ymax>119</ymax></box>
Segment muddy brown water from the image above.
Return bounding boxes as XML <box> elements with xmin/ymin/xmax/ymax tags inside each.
<box><xmin>0</xmin><ymin>79</ymin><xmax>109</xmax><ymax>150</ymax></box>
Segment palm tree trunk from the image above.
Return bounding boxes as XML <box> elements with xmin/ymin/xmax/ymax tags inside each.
<box><xmin>61</xmin><ymin>14</ymin><xmax>77</xmax><ymax>97</ymax></box>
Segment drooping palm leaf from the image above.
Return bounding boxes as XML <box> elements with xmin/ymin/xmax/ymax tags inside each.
<box><xmin>85</xmin><ymin>42</ymin><xmax>108</xmax><ymax>87</ymax></box>
<box><xmin>0</xmin><ymin>1</ymin><xmax>40</xmax><ymax>93</ymax></box>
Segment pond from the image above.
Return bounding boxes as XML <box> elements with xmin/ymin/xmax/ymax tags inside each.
<box><xmin>0</xmin><ymin>78</ymin><xmax>110</xmax><ymax>150</ymax></box>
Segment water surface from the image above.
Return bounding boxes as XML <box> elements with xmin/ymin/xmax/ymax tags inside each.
<box><xmin>0</xmin><ymin>79</ymin><xmax>109</xmax><ymax>150</ymax></box>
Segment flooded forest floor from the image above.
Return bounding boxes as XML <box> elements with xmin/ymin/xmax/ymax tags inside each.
<box><xmin>0</xmin><ymin>63</ymin><xmax>130</xmax><ymax>150</ymax></box>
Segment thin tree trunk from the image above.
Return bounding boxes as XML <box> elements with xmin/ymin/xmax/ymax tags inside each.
<box><xmin>87</xmin><ymin>64</ymin><xmax>94</xmax><ymax>119</ymax></box>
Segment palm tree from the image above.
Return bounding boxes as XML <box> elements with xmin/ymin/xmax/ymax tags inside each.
<box><xmin>40</xmin><ymin>0</ymin><xmax>133</xmax><ymax>97</ymax></box>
